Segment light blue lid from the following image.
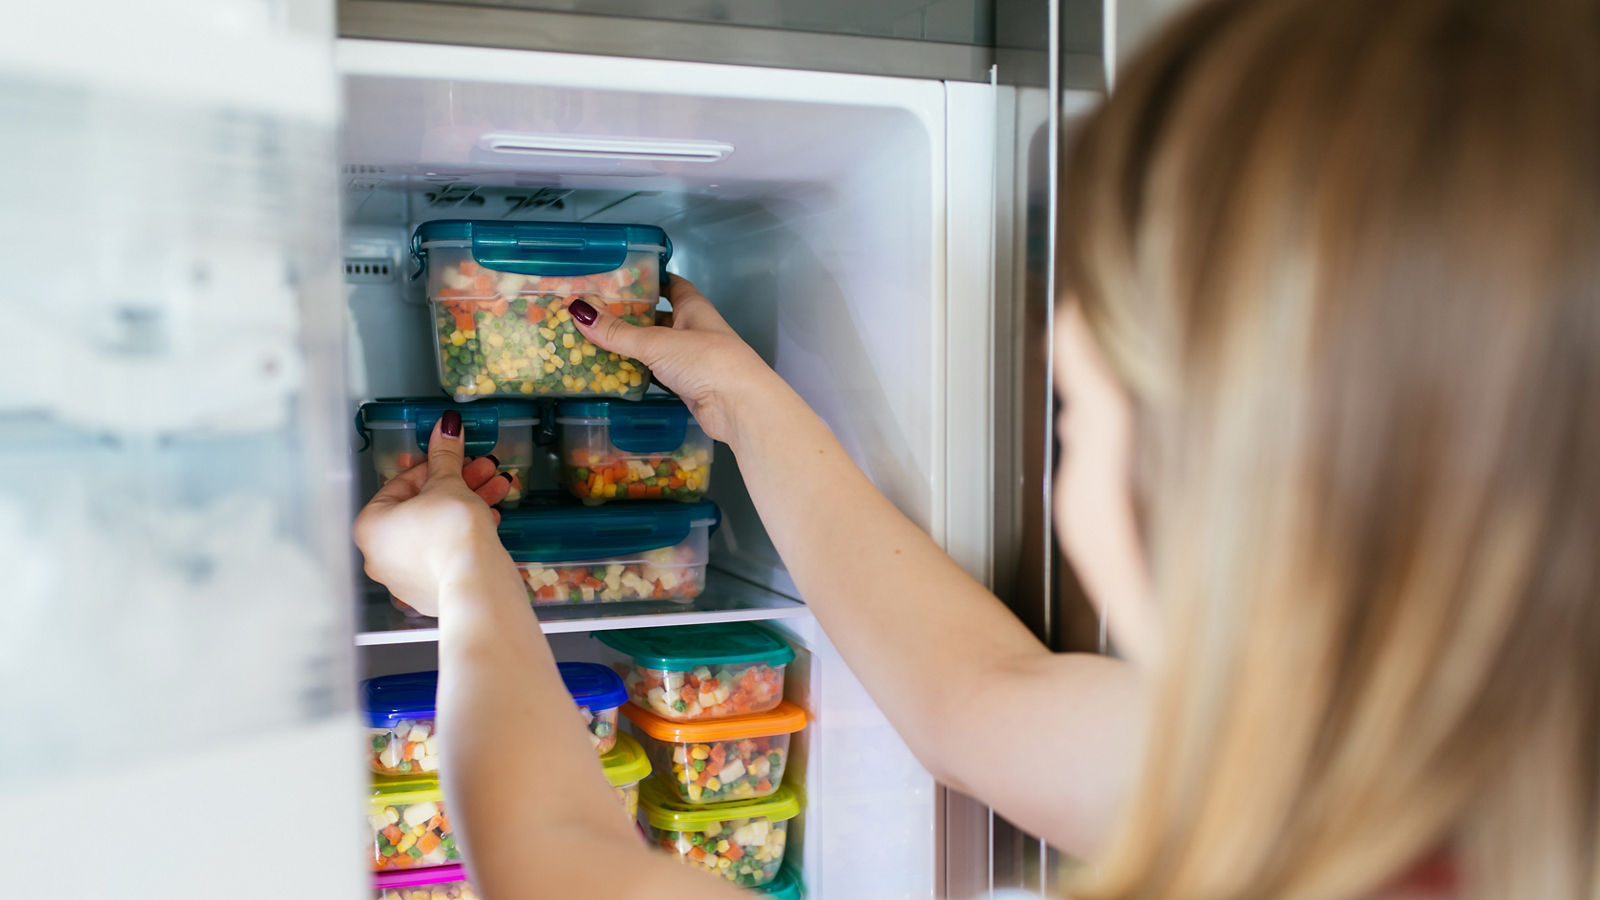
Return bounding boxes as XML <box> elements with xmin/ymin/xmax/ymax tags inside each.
<box><xmin>557</xmin><ymin>396</ymin><xmax>695</xmax><ymax>452</ymax></box>
<box><xmin>497</xmin><ymin>499</ymin><xmax>720</xmax><ymax>562</ymax></box>
<box><xmin>412</xmin><ymin>220</ymin><xmax>672</xmax><ymax>278</ymax></box>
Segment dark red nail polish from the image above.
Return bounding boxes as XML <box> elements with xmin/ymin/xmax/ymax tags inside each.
<box><xmin>484</xmin><ymin>453</ymin><xmax>501</xmax><ymax>467</ymax></box>
<box><xmin>569</xmin><ymin>298</ymin><xmax>597</xmax><ymax>326</ymax></box>
<box><xmin>498</xmin><ymin>471</ymin><xmax>514</xmax><ymax>482</ymax></box>
<box><xmin>440</xmin><ymin>409</ymin><xmax>462</xmax><ymax>439</ymax></box>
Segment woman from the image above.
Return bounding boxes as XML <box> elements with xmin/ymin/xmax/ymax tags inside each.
<box><xmin>354</xmin><ymin>0</ymin><xmax>1600</xmax><ymax>896</ymax></box>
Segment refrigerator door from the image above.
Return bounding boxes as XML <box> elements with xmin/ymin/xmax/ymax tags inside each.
<box><xmin>0</xmin><ymin>2</ymin><xmax>359</xmax><ymax>899</ymax></box>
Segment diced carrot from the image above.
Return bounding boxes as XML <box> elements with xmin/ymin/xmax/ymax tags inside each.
<box><xmin>526</xmin><ymin>304</ymin><xmax>546</xmax><ymax>323</ymax></box>
<box><xmin>458</xmin><ymin>261</ymin><xmax>480</xmax><ymax>276</ymax></box>
<box><xmin>396</xmin><ymin>452</ymin><xmax>419</xmax><ymax>468</ymax></box>
<box><xmin>668</xmin><ymin>476</ymin><xmax>685</xmax><ymax>488</ymax></box>
<box><xmin>653</xmin><ymin>582</ymin><xmax>667</xmax><ymax>598</ymax></box>
<box><xmin>436</xmin><ymin>814</ymin><xmax>450</xmax><ymax>832</ymax></box>
<box><xmin>583</xmin><ymin>576</ymin><xmax>604</xmax><ymax>589</ymax></box>
<box><xmin>680</xmin><ymin>685</ymin><xmax>696</xmax><ymax>702</ymax></box>
<box><xmin>418</xmin><ymin>832</ymin><xmax>440</xmax><ymax>854</ymax></box>
<box><xmin>706</xmin><ymin>759</ymin><xmax>722</xmax><ymax>776</ymax></box>
<box><xmin>627</xmin><ymin>483</ymin><xmax>646</xmax><ymax>498</ymax></box>
<box><xmin>473</xmin><ymin>274</ymin><xmax>494</xmax><ymax>294</ymax></box>
<box><xmin>645</xmin><ymin>486</ymin><xmax>662</xmax><ymax>498</ymax></box>
<box><xmin>710</xmin><ymin>743</ymin><xmax>726</xmax><ymax>764</ymax></box>
<box><xmin>383</xmin><ymin>825</ymin><xmax>403</xmax><ymax>844</ymax></box>
<box><xmin>607</xmin><ymin>302</ymin><xmax>627</xmax><ymax>316</ymax></box>
<box><xmin>724</xmin><ymin>844</ymin><xmax>744</xmax><ymax>862</ymax></box>
<box><xmin>489</xmin><ymin>298</ymin><xmax>509</xmax><ymax>316</ymax></box>
<box><xmin>756</xmin><ymin>779</ymin><xmax>772</xmax><ymax>793</ymax></box>
<box><xmin>536</xmin><ymin>586</ymin><xmax>557</xmax><ymax>601</ymax></box>
<box><xmin>688</xmin><ymin>846</ymin><xmax>706</xmax><ymax>861</ymax></box>
<box><xmin>404</xmin><ymin>741</ymin><xmax>420</xmax><ymax>760</ymax></box>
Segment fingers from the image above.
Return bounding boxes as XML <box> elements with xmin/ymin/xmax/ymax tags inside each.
<box><xmin>462</xmin><ymin>455</ymin><xmax>500</xmax><ymax>491</ymax></box>
<box><xmin>365</xmin><ymin>460</ymin><xmax>430</xmax><ymax>510</ymax></box>
<box><xmin>475</xmin><ymin>471</ymin><xmax>513</xmax><ymax>507</ymax></box>
<box><xmin>570</xmin><ymin>297</ymin><xmax>662</xmax><ymax>363</ymax></box>
<box><xmin>425</xmin><ymin>411</ymin><xmax>466</xmax><ymax>485</ymax></box>
<box><xmin>663</xmin><ymin>275</ymin><xmax>736</xmax><ymax>335</ymax></box>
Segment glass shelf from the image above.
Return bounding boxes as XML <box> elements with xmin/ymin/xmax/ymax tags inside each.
<box><xmin>356</xmin><ymin>568</ymin><xmax>807</xmax><ymax>646</ymax></box>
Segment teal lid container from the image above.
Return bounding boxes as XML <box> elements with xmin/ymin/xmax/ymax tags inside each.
<box><xmin>497</xmin><ymin>500</ymin><xmax>720</xmax><ymax>563</ymax></box>
<box><xmin>557</xmin><ymin>396</ymin><xmax>695</xmax><ymax>453</ymax></box>
<box><xmin>356</xmin><ymin>397</ymin><xmax>541</xmax><ymax>457</ymax></box>
<box><xmin>597</xmin><ymin>622</ymin><xmax>796</xmax><ymax>671</ymax></box>
<box><xmin>412</xmin><ymin>220</ymin><xmax>671</xmax><ymax>278</ymax></box>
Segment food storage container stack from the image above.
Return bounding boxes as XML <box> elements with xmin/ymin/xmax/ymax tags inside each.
<box><xmin>373</xmin><ymin>863</ymin><xmax>478</xmax><ymax>899</ymax></box>
<box><xmin>599</xmin><ymin>623</ymin><xmax>794</xmax><ymax>720</ymax></box>
<box><xmin>498</xmin><ymin>500</ymin><xmax>720</xmax><ymax>605</ymax></box>
<box><xmin>641</xmin><ymin>782</ymin><xmax>802</xmax><ymax>888</ymax></box>
<box><xmin>602</xmin><ymin>732</ymin><xmax>654</xmax><ymax>820</ymax></box>
<box><xmin>556</xmin><ymin>397</ymin><xmax>713</xmax><ymax>504</ymax></box>
<box><xmin>411</xmin><ymin>219</ymin><xmax>670</xmax><ymax>401</ymax></box>
<box><xmin>623</xmin><ymin>700</ymin><xmax>806</xmax><ymax>804</ymax></box>
<box><xmin>357</xmin><ymin>398</ymin><xmax>540</xmax><ymax>505</ymax></box>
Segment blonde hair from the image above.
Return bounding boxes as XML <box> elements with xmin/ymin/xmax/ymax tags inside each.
<box><xmin>1059</xmin><ymin>0</ymin><xmax>1600</xmax><ymax>897</ymax></box>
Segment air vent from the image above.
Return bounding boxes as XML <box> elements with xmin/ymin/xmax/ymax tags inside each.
<box><xmin>343</xmin><ymin>164</ymin><xmax>387</xmax><ymax>175</ymax></box>
<box><xmin>344</xmin><ymin>259</ymin><xmax>396</xmax><ymax>284</ymax></box>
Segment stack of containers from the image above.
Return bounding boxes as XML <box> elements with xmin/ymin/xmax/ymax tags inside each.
<box><xmin>363</xmin><ymin>664</ymin><xmax>641</xmax><ymax>885</ymax></box>
<box><xmin>601</xmin><ymin>624</ymin><xmax>806</xmax><ymax>888</ymax></box>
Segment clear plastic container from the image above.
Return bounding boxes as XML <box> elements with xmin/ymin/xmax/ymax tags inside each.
<box><xmin>556</xmin><ymin>397</ymin><xmax>713</xmax><ymax>504</ymax></box>
<box><xmin>602</xmin><ymin>732</ymin><xmax>653</xmax><ymax>821</ymax></box>
<box><xmin>412</xmin><ymin>220</ymin><xmax>670</xmax><ymax>401</ymax></box>
<box><xmin>369</xmin><ymin>776</ymin><xmax>458</xmax><ymax>872</ymax></box>
<box><xmin>357</xmin><ymin>398</ymin><xmax>539</xmax><ymax>505</ymax></box>
<box><xmin>640</xmin><ymin>781</ymin><xmax>800</xmax><ymax>888</ymax></box>
<box><xmin>600</xmin><ymin>623</ymin><xmax>794</xmax><ymax>721</ymax></box>
<box><xmin>754</xmin><ymin>864</ymin><xmax>805</xmax><ymax>899</ymax></box>
<box><xmin>624</xmin><ymin>700</ymin><xmax>806</xmax><ymax>804</ymax></box>
<box><xmin>560</xmin><ymin>661</ymin><xmax>628</xmax><ymax>755</ymax></box>
<box><xmin>373</xmin><ymin>864</ymin><xmax>476</xmax><ymax>899</ymax></box>
<box><xmin>363</xmin><ymin>671</ymin><xmax>442</xmax><ymax>777</ymax></box>
<box><xmin>498</xmin><ymin>500</ymin><xmax>720</xmax><ymax>605</ymax></box>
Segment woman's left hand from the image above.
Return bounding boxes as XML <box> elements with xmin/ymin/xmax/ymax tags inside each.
<box><xmin>353</xmin><ymin>410</ymin><xmax>514</xmax><ymax>616</ymax></box>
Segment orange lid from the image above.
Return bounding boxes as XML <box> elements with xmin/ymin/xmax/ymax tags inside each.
<box><xmin>622</xmin><ymin>700</ymin><xmax>807</xmax><ymax>742</ymax></box>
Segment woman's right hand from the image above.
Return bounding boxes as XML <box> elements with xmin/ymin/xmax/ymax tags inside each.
<box><xmin>568</xmin><ymin>275</ymin><xmax>776</xmax><ymax>445</ymax></box>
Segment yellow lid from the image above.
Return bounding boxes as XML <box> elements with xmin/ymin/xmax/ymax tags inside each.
<box><xmin>369</xmin><ymin>774</ymin><xmax>443</xmax><ymax>813</ymax></box>
<box><xmin>640</xmin><ymin>781</ymin><xmax>801</xmax><ymax>830</ymax></box>
<box><xmin>621</xmin><ymin>700</ymin><xmax>807</xmax><ymax>743</ymax></box>
<box><xmin>602</xmin><ymin>733</ymin><xmax>652</xmax><ymax>786</ymax></box>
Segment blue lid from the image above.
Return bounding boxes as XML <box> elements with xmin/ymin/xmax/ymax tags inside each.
<box><xmin>497</xmin><ymin>500</ymin><xmax>720</xmax><ymax>563</ymax></box>
<box><xmin>412</xmin><ymin>220</ymin><xmax>672</xmax><ymax>278</ymax></box>
<box><xmin>356</xmin><ymin>397</ymin><xmax>539</xmax><ymax>457</ymax></box>
<box><xmin>362</xmin><ymin>670</ymin><xmax>438</xmax><ymax>728</ymax></box>
<box><xmin>557</xmin><ymin>397</ymin><xmax>695</xmax><ymax>453</ymax></box>
<box><xmin>558</xmin><ymin>662</ymin><xmax>627</xmax><ymax>709</ymax></box>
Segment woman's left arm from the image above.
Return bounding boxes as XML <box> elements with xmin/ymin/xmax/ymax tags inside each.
<box><xmin>355</xmin><ymin>413</ymin><xmax>745</xmax><ymax>900</ymax></box>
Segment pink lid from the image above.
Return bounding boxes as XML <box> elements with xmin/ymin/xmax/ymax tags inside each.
<box><xmin>372</xmin><ymin>864</ymin><xmax>468</xmax><ymax>889</ymax></box>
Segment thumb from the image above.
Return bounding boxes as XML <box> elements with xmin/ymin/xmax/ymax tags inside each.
<box><xmin>426</xmin><ymin>410</ymin><xmax>466</xmax><ymax>483</ymax></box>
<box><xmin>569</xmin><ymin>297</ymin><xmax>658</xmax><ymax>364</ymax></box>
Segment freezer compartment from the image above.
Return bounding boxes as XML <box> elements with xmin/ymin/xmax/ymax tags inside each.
<box><xmin>499</xmin><ymin>501</ymin><xmax>719</xmax><ymax>605</ymax></box>
<box><xmin>557</xmin><ymin>398</ymin><xmax>713</xmax><ymax>504</ymax></box>
<box><xmin>641</xmin><ymin>781</ymin><xmax>799</xmax><ymax>887</ymax></box>
<box><xmin>600</xmin><ymin>623</ymin><xmax>793</xmax><ymax>721</ymax></box>
<box><xmin>369</xmin><ymin>775</ymin><xmax>458</xmax><ymax>871</ymax></box>
<box><xmin>624</xmin><ymin>700</ymin><xmax>806</xmax><ymax>804</ymax></box>
<box><xmin>358</xmin><ymin>398</ymin><xmax>538</xmax><ymax>505</ymax></box>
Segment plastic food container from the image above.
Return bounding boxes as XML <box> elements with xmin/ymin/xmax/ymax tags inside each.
<box><xmin>498</xmin><ymin>501</ymin><xmax>719</xmax><ymax>604</ymax></box>
<box><xmin>640</xmin><ymin>781</ymin><xmax>800</xmax><ymax>887</ymax></box>
<box><xmin>602</xmin><ymin>732</ymin><xmax>653</xmax><ymax>820</ymax></box>
<box><xmin>357</xmin><ymin>398</ymin><xmax>538</xmax><ymax>505</ymax></box>
<box><xmin>369</xmin><ymin>775</ymin><xmax>458</xmax><ymax>871</ymax></box>
<box><xmin>373</xmin><ymin>864</ymin><xmax>476</xmax><ymax>900</ymax></box>
<box><xmin>556</xmin><ymin>397</ymin><xmax>713</xmax><ymax>504</ymax></box>
<box><xmin>600</xmin><ymin>623</ymin><xmax>794</xmax><ymax>721</ymax></box>
<box><xmin>623</xmin><ymin>700</ymin><xmax>805</xmax><ymax>804</ymax></box>
<box><xmin>412</xmin><ymin>220</ymin><xmax>670</xmax><ymax>401</ymax></box>
<box><xmin>559</xmin><ymin>661</ymin><xmax>628</xmax><ymax>754</ymax></box>
<box><xmin>754</xmin><ymin>864</ymin><xmax>804</xmax><ymax>899</ymax></box>
<box><xmin>364</xmin><ymin>671</ymin><xmax>443</xmax><ymax>777</ymax></box>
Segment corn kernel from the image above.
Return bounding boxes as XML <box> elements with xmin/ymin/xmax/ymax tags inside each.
<box><xmin>557</xmin><ymin>308</ymin><xmax>572</xmax><ymax>322</ymax></box>
<box><xmin>718</xmin><ymin>858</ymin><xmax>732</xmax><ymax>871</ymax></box>
<box><xmin>691</xmin><ymin>746</ymin><xmax>710</xmax><ymax>760</ymax></box>
<box><xmin>716</xmin><ymin>840</ymin><xmax>729</xmax><ymax>853</ymax></box>
<box><xmin>706</xmin><ymin>777</ymin><xmax>721</xmax><ymax>790</ymax></box>
<box><xmin>450</xmin><ymin>331</ymin><xmax>466</xmax><ymax>347</ymax></box>
<box><xmin>562</xmin><ymin>333</ymin><xmax>575</xmax><ymax>349</ymax></box>
<box><xmin>569</xmin><ymin>349</ymin><xmax>582</xmax><ymax>365</ymax></box>
<box><xmin>582</xmin><ymin>343</ymin><xmax>597</xmax><ymax>357</ymax></box>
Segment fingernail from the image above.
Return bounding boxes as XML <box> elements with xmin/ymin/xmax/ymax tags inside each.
<box><xmin>484</xmin><ymin>453</ymin><xmax>501</xmax><ymax>467</ymax></box>
<box><xmin>440</xmin><ymin>410</ymin><xmax>462</xmax><ymax>439</ymax></box>
<box><xmin>497</xmin><ymin>471</ymin><xmax>514</xmax><ymax>482</ymax></box>
<box><xmin>569</xmin><ymin>298</ymin><xmax>597</xmax><ymax>326</ymax></box>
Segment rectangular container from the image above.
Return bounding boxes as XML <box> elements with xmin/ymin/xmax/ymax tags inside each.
<box><xmin>369</xmin><ymin>775</ymin><xmax>457</xmax><ymax>872</ymax></box>
<box><xmin>603</xmin><ymin>732</ymin><xmax>653</xmax><ymax>821</ymax></box>
<box><xmin>556</xmin><ymin>397</ymin><xmax>713</xmax><ymax>504</ymax></box>
<box><xmin>357</xmin><ymin>398</ymin><xmax>538</xmax><ymax>506</ymax></box>
<box><xmin>412</xmin><ymin>219</ymin><xmax>669</xmax><ymax>401</ymax></box>
<box><xmin>374</xmin><ymin>864</ymin><xmax>476</xmax><ymax>900</ymax></box>
<box><xmin>497</xmin><ymin>500</ymin><xmax>719</xmax><ymax>604</ymax></box>
<box><xmin>599</xmin><ymin>623</ymin><xmax>793</xmax><ymax>721</ymax></box>
<box><xmin>560</xmin><ymin>661</ymin><xmax>628</xmax><ymax>755</ymax></box>
<box><xmin>640</xmin><ymin>781</ymin><xmax>799</xmax><ymax>888</ymax></box>
<box><xmin>364</xmin><ymin>671</ymin><xmax>441</xmax><ymax>778</ymax></box>
<box><xmin>623</xmin><ymin>700</ymin><xmax>806</xmax><ymax>804</ymax></box>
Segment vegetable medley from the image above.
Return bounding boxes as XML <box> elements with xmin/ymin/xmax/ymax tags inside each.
<box><xmin>371</xmin><ymin>800</ymin><xmax>457</xmax><ymax>871</ymax></box>
<box><xmin>581</xmin><ymin>704</ymin><xmax>618</xmax><ymax>754</ymax></box>
<box><xmin>651</xmin><ymin>816</ymin><xmax>789</xmax><ymax>887</ymax></box>
<box><xmin>563</xmin><ymin>442</ymin><xmax>710</xmax><ymax>504</ymax></box>
<box><xmin>370</xmin><ymin>719</ymin><xmax>440</xmax><ymax>777</ymax></box>
<box><xmin>626</xmin><ymin>662</ymin><xmax>786</xmax><ymax>720</ymax></box>
<box><xmin>658</xmin><ymin>737</ymin><xmax>789</xmax><ymax>804</ymax></box>
<box><xmin>518</xmin><ymin>544</ymin><xmax>705</xmax><ymax>604</ymax></box>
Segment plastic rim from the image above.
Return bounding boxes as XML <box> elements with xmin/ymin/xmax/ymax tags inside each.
<box><xmin>602</xmin><ymin>733</ymin><xmax>653</xmax><ymax>786</ymax></box>
<box><xmin>358</xmin><ymin>397</ymin><xmax>541</xmax><ymax>423</ymax></box>
<box><xmin>622</xmin><ymin>700</ymin><xmax>806</xmax><ymax>742</ymax></box>
<box><xmin>498</xmin><ymin>500</ymin><xmax>719</xmax><ymax>563</ymax></box>
<box><xmin>369</xmin><ymin>775</ymin><xmax>443</xmax><ymax>812</ymax></box>
<box><xmin>372</xmin><ymin>863</ymin><xmax>469</xmax><ymax>889</ymax></box>
<box><xmin>640</xmin><ymin>781</ymin><xmax>800</xmax><ymax>830</ymax></box>
<box><xmin>555</xmin><ymin>396</ymin><xmax>690</xmax><ymax>421</ymax></box>
<box><xmin>362</xmin><ymin>670</ymin><xmax>438</xmax><ymax>728</ymax></box>
<box><xmin>559</xmin><ymin>661</ymin><xmax>628</xmax><ymax>710</ymax></box>
<box><xmin>754</xmin><ymin>864</ymin><xmax>804</xmax><ymax>899</ymax></box>
<box><xmin>597</xmin><ymin>623</ymin><xmax>795</xmax><ymax>671</ymax></box>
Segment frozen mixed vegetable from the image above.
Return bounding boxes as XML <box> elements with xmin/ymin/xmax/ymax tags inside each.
<box><xmin>369</xmin><ymin>779</ymin><xmax>457</xmax><ymax>872</ymax></box>
<box><xmin>518</xmin><ymin>543</ymin><xmax>706</xmax><ymax>604</ymax></box>
<box><xmin>370</xmin><ymin>719</ymin><xmax>440</xmax><ymax>777</ymax></box>
<box><xmin>364</xmin><ymin>671</ymin><xmax>442</xmax><ymax>777</ymax></box>
<box><xmin>624</xmin><ymin>701</ymin><xmax>805</xmax><ymax>804</ymax></box>
<box><xmin>373</xmin><ymin>865</ymin><xmax>476</xmax><ymax>900</ymax></box>
<box><xmin>641</xmin><ymin>783</ymin><xmax>799</xmax><ymax>888</ymax></box>
<box><xmin>600</xmin><ymin>624</ymin><xmax>795</xmax><ymax>721</ymax></box>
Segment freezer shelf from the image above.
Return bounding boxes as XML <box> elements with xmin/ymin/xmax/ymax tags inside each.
<box><xmin>357</xmin><ymin>569</ymin><xmax>807</xmax><ymax>645</ymax></box>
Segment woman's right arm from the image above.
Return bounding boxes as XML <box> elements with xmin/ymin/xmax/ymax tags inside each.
<box><xmin>572</xmin><ymin>280</ymin><xmax>1143</xmax><ymax>858</ymax></box>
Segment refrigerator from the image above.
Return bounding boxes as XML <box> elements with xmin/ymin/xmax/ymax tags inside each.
<box><xmin>1</xmin><ymin>0</ymin><xmax>1146</xmax><ymax>895</ymax></box>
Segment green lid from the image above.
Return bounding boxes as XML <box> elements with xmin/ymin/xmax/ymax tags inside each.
<box><xmin>601</xmin><ymin>733</ymin><xmax>652</xmax><ymax>787</ymax></box>
<box><xmin>640</xmin><ymin>781</ymin><xmax>800</xmax><ymax>831</ymax></box>
<box><xmin>596</xmin><ymin>623</ymin><xmax>795</xmax><ymax>671</ymax></box>
<box><xmin>368</xmin><ymin>774</ymin><xmax>443</xmax><ymax>813</ymax></box>
<box><xmin>753</xmin><ymin>864</ymin><xmax>804</xmax><ymax>899</ymax></box>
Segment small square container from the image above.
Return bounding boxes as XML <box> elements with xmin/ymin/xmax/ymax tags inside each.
<box><xmin>624</xmin><ymin>700</ymin><xmax>806</xmax><ymax>804</ymax></box>
<box><xmin>363</xmin><ymin>671</ymin><xmax>442</xmax><ymax>777</ymax></box>
<box><xmin>357</xmin><ymin>398</ymin><xmax>539</xmax><ymax>505</ymax></box>
<box><xmin>498</xmin><ymin>500</ymin><xmax>720</xmax><ymax>604</ymax></box>
<box><xmin>412</xmin><ymin>220</ymin><xmax>670</xmax><ymax>401</ymax></box>
<box><xmin>369</xmin><ymin>775</ymin><xmax>457</xmax><ymax>872</ymax></box>
<box><xmin>559</xmin><ymin>661</ymin><xmax>628</xmax><ymax>755</ymax></box>
<box><xmin>753</xmin><ymin>864</ymin><xmax>805</xmax><ymax>899</ymax></box>
<box><xmin>602</xmin><ymin>732</ymin><xmax>653</xmax><ymax>821</ymax></box>
<box><xmin>640</xmin><ymin>781</ymin><xmax>800</xmax><ymax>888</ymax></box>
<box><xmin>556</xmin><ymin>397</ymin><xmax>713</xmax><ymax>504</ymax></box>
<box><xmin>599</xmin><ymin>623</ymin><xmax>794</xmax><ymax>721</ymax></box>
<box><xmin>373</xmin><ymin>864</ymin><xmax>476</xmax><ymax>900</ymax></box>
